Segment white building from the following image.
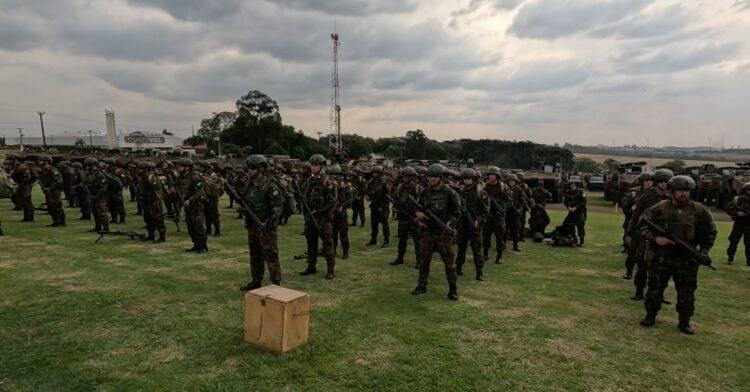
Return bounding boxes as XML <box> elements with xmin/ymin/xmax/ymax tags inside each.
<box><xmin>4</xmin><ymin>130</ymin><xmax>183</xmax><ymax>151</ymax></box>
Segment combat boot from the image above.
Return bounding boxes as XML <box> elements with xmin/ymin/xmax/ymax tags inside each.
<box><xmin>390</xmin><ymin>254</ymin><xmax>404</xmax><ymax>265</ymax></box>
<box><xmin>342</xmin><ymin>251</ymin><xmax>350</xmax><ymax>260</ymax></box>
<box><xmin>142</xmin><ymin>230</ymin><xmax>155</xmax><ymax>242</ymax></box>
<box><xmin>365</xmin><ymin>237</ymin><xmax>377</xmax><ymax>246</ymax></box>
<box><xmin>727</xmin><ymin>256</ymin><xmax>734</xmax><ymax>265</ymax></box>
<box><xmin>197</xmin><ymin>241</ymin><xmax>208</xmax><ymax>254</ymax></box>
<box><xmin>623</xmin><ymin>272</ymin><xmax>633</xmax><ymax>280</ymax></box>
<box><xmin>579</xmin><ymin>237</ymin><xmax>585</xmax><ymax>247</ymax></box>
<box><xmin>153</xmin><ymin>232</ymin><xmax>166</xmax><ymax>243</ymax></box>
<box><xmin>381</xmin><ymin>237</ymin><xmax>390</xmax><ymax>248</ymax></box>
<box><xmin>513</xmin><ymin>241</ymin><xmax>520</xmax><ymax>252</ymax></box>
<box><xmin>213</xmin><ymin>226</ymin><xmax>221</xmax><ymax>238</ymax></box>
<box><xmin>678</xmin><ymin>319</ymin><xmax>694</xmax><ymax>335</ymax></box>
<box><xmin>239</xmin><ymin>281</ymin><xmax>262</xmax><ymax>291</ymax></box>
<box><xmin>475</xmin><ymin>270</ymin><xmax>484</xmax><ymax>281</ymax></box>
<box><xmin>482</xmin><ymin>250</ymin><xmax>489</xmax><ymax>262</ymax></box>
<box><xmin>411</xmin><ymin>285</ymin><xmax>427</xmax><ymax>295</ymax></box>
<box><xmin>456</xmin><ymin>265</ymin><xmax>463</xmax><ymax>276</ymax></box>
<box><xmin>299</xmin><ymin>267</ymin><xmax>317</xmax><ymax>276</ymax></box>
<box><xmin>494</xmin><ymin>254</ymin><xmax>503</xmax><ymax>264</ymax></box>
<box><xmin>631</xmin><ymin>288</ymin><xmax>644</xmax><ymax>301</ymax></box>
<box><xmin>325</xmin><ymin>270</ymin><xmax>335</xmax><ymax>280</ymax></box>
<box><xmin>447</xmin><ymin>285</ymin><xmax>459</xmax><ymax>301</ymax></box>
<box><xmin>640</xmin><ymin>311</ymin><xmax>657</xmax><ymax>327</ymax></box>
<box><xmin>185</xmin><ymin>243</ymin><xmax>200</xmax><ymax>252</ymax></box>
<box><xmin>78</xmin><ymin>214</ymin><xmax>91</xmax><ymax>220</ymax></box>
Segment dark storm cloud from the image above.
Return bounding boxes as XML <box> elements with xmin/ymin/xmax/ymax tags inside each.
<box><xmin>508</xmin><ymin>0</ymin><xmax>654</xmax><ymax>39</ymax></box>
<box><xmin>128</xmin><ymin>0</ymin><xmax>246</xmax><ymax>21</ymax></box>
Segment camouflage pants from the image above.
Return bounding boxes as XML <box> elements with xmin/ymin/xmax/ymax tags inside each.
<box><xmin>186</xmin><ymin>201</ymin><xmax>207</xmax><ymax>247</ymax></box>
<box><xmin>351</xmin><ymin>197</ymin><xmax>366</xmax><ymax>225</ymax></box>
<box><xmin>484</xmin><ymin>214</ymin><xmax>506</xmax><ymax>257</ymax></box>
<box><xmin>457</xmin><ymin>222</ymin><xmax>483</xmax><ymax>274</ymax></box>
<box><xmin>528</xmin><ymin>205</ymin><xmax>550</xmax><ymax>235</ymax></box>
<box><xmin>505</xmin><ymin>209</ymin><xmax>520</xmax><ymax>243</ymax></box>
<box><xmin>205</xmin><ymin>196</ymin><xmax>220</xmax><ymax>234</ymax></box>
<box><xmin>563</xmin><ymin>212</ymin><xmax>586</xmax><ymax>243</ymax></box>
<box><xmin>17</xmin><ymin>185</ymin><xmax>34</xmax><ymax>221</ymax></box>
<box><xmin>418</xmin><ymin>231</ymin><xmax>458</xmax><ymax>287</ymax></box>
<box><xmin>93</xmin><ymin>195</ymin><xmax>110</xmax><ymax>231</ymax></box>
<box><xmin>644</xmin><ymin>256</ymin><xmax>699</xmax><ymax>320</ymax></box>
<box><xmin>109</xmin><ymin>193</ymin><xmax>126</xmax><ymax>223</ymax></box>
<box><xmin>44</xmin><ymin>189</ymin><xmax>65</xmax><ymax>225</ymax></box>
<box><xmin>248</xmin><ymin>228</ymin><xmax>281</xmax><ymax>285</ymax></box>
<box><xmin>727</xmin><ymin>220</ymin><xmax>750</xmax><ymax>264</ymax></box>
<box><xmin>75</xmin><ymin>187</ymin><xmax>91</xmax><ymax>218</ymax></box>
<box><xmin>369</xmin><ymin>203</ymin><xmax>390</xmax><ymax>242</ymax></box>
<box><xmin>332</xmin><ymin>210</ymin><xmax>350</xmax><ymax>256</ymax></box>
<box><xmin>397</xmin><ymin>218</ymin><xmax>421</xmax><ymax>263</ymax></box>
<box><xmin>625</xmin><ymin>238</ymin><xmax>649</xmax><ymax>289</ymax></box>
<box><xmin>142</xmin><ymin>200</ymin><xmax>165</xmax><ymax>238</ymax></box>
<box><xmin>305</xmin><ymin>216</ymin><xmax>335</xmax><ymax>272</ymax></box>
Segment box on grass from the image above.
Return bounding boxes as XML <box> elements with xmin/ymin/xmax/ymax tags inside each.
<box><xmin>244</xmin><ymin>285</ymin><xmax>310</xmax><ymax>353</ymax></box>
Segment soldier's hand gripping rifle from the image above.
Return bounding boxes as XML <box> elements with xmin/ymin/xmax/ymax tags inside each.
<box><xmin>95</xmin><ymin>230</ymin><xmax>147</xmax><ymax>243</ymax></box>
<box><xmin>224</xmin><ymin>181</ymin><xmax>266</xmax><ymax>230</ymax></box>
<box><xmin>386</xmin><ymin>193</ymin><xmax>416</xmax><ymax>222</ymax></box>
<box><xmin>486</xmin><ymin>193</ymin><xmax>505</xmax><ymax>218</ymax></box>
<box><xmin>407</xmin><ymin>195</ymin><xmax>457</xmax><ymax>237</ymax></box>
<box><xmin>459</xmin><ymin>200</ymin><xmax>477</xmax><ymax>233</ymax></box>
<box><xmin>166</xmin><ymin>172</ymin><xmax>184</xmax><ymax>229</ymax></box>
<box><xmin>292</xmin><ymin>180</ymin><xmax>321</xmax><ymax>231</ymax></box>
<box><xmin>640</xmin><ymin>218</ymin><xmax>716</xmax><ymax>271</ymax></box>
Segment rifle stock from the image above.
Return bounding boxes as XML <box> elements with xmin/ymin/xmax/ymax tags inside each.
<box><xmin>95</xmin><ymin>230</ymin><xmax>147</xmax><ymax>243</ymax></box>
<box><xmin>386</xmin><ymin>193</ymin><xmax>416</xmax><ymax>222</ymax></box>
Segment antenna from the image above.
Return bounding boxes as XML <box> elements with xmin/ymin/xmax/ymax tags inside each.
<box><xmin>330</xmin><ymin>28</ymin><xmax>341</xmax><ymax>152</ymax></box>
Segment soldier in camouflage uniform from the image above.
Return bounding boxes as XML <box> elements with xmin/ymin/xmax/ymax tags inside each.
<box><xmin>136</xmin><ymin>161</ymin><xmax>166</xmax><ymax>243</ymax></box>
<box><xmin>726</xmin><ymin>182</ymin><xmax>750</xmax><ymax>266</ymax></box>
<box><xmin>11</xmin><ymin>156</ymin><xmax>36</xmax><ymax>222</ymax></box>
<box><xmin>238</xmin><ymin>155</ymin><xmax>284</xmax><ymax>290</ymax></box>
<box><xmin>37</xmin><ymin>156</ymin><xmax>66</xmax><ymax>227</ymax></box>
<box><xmin>366</xmin><ymin>166</ymin><xmax>391</xmax><ymax>247</ymax></box>
<box><xmin>416</xmin><ymin>166</ymin><xmax>429</xmax><ymax>188</ymax></box>
<box><xmin>625</xmin><ymin>169</ymin><xmax>671</xmax><ymax>300</ymax></box>
<box><xmin>621</xmin><ymin>172</ymin><xmax>654</xmax><ymax>281</ymax></box>
<box><xmin>639</xmin><ymin>175</ymin><xmax>717</xmax><ymax>335</ymax></box>
<box><xmin>483</xmin><ymin>166</ymin><xmax>508</xmax><ymax>264</ymax></box>
<box><xmin>456</xmin><ymin>168</ymin><xmax>490</xmax><ymax>280</ymax></box>
<box><xmin>71</xmin><ymin>162</ymin><xmax>91</xmax><ymax>220</ymax></box>
<box><xmin>197</xmin><ymin>160</ymin><xmax>222</xmax><ymax>237</ymax></box>
<box><xmin>505</xmin><ymin>174</ymin><xmax>528</xmax><ymax>252</ymax></box>
<box><xmin>103</xmin><ymin>158</ymin><xmax>127</xmax><ymax>224</ymax></box>
<box><xmin>562</xmin><ymin>180</ymin><xmax>587</xmax><ymax>246</ymax></box>
<box><xmin>328</xmin><ymin>164</ymin><xmax>353</xmax><ymax>259</ymax></box>
<box><xmin>177</xmin><ymin>158</ymin><xmax>208</xmax><ymax>254</ymax></box>
<box><xmin>299</xmin><ymin>154</ymin><xmax>337</xmax><ymax>279</ymax></box>
<box><xmin>391</xmin><ymin>166</ymin><xmax>422</xmax><ymax>268</ymax></box>
<box><xmin>411</xmin><ymin>164</ymin><xmax>461</xmax><ymax>301</ymax></box>
<box><xmin>84</xmin><ymin>158</ymin><xmax>110</xmax><ymax>233</ymax></box>
<box><xmin>350</xmin><ymin>167</ymin><xmax>367</xmax><ymax>227</ymax></box>
<box><xmin>529</xmin><ymin>180</ymin><xmax>552</xmax><ymax>238</ymax></box>
<box><xmin>58</xmin><ymin>161</ymin><xmax>76</xmax><ymax>208</ymax></box>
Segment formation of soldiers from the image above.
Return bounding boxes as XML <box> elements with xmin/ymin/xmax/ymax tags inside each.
<box><xmin>4</xmin><ymin>151</ymin><xmax>748</xmax><ymax>335</ymax></box>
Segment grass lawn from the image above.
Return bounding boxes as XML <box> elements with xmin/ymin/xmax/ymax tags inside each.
<box><xmin>1</xmin><ymin>190</ymin><xmax>749</xmax><ymax>391</ymax></box>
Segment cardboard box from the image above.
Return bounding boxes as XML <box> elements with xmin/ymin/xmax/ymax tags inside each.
<box><xmin>244</xmin><ymin>285</ymin><xmax>310</xmax><ymax>353</ymax></box>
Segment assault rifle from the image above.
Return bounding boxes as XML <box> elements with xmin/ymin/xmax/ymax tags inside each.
<box><xmin>95</xmin><ymin>230</ymin><xmax>147</xmax><ymax>243</ymax></box>
<box><xmin>159</xmin><ymin>213</ymin><xmax>181</xmax><ymax>232</ymax></box>
<box><xmin>640</xmin><ymin>218</ymin><xmax>716</xmax><ymax>271</ymax></box>
<box><xmin>224</xmin><ymin>182</ymin><xmax>266</xmax><ymax>230</ymax></box>
<box><xmin>166</xmin><ymin>172</ymin><xmax>184</xmax><ymax>228</ymax></box>
<box><xmin>291</xmin><ymin>180</ymin><xmax>320</xmax><ymax>231</ymax></box>
<box><xmin>407</xmin><ymin>195</ymin><xmax>456</xmax><ymax>237</ymax></box>
<box><xmin>386</xmin><ymin>193</ymin><xmax>416</xmax><ymax>222</ymax></box>
<box><xmin>459</xmin><ymin>199</ymin><xmax>477</xmax><ymax>233</ymax></box>
<box><xmin>486</xmin><ymin>193</ymin><xmax>506</xmax><ymax>217</ymax></box>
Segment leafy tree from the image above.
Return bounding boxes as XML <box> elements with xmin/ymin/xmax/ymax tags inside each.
<box><xmin>602</xmin><ymin>158</ymin><xmax>621</xmax><ymax>172</ymax></box>
<box><xmin>662</xmin><ymin>159</ymin><xmax>686</xmax><ymax>172</ymax></box>
<box><xmin>404</xmin><ymin>129</ymin><xmax>428</xmax><ymax>159</ymax></box>
<box><xmin>573</xmin><ymin>157</ymin><xmax>600</xmax><ymax>173</ymax></box>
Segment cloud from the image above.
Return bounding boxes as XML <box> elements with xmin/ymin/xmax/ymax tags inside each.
<box><xmin>619</xmin><ymin>42</ymin><xmax>742</xmax><ymax>74</ymax></box>
<box><xmin>272</xmin><ymin>0</ymin><xmax>419</xmax><ymax>16</ymax></box>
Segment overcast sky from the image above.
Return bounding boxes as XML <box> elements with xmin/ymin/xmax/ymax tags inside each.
<box><xmin>1</xmin><ymin>0</ymin><xmax>749</xmax><ymax>147</ymax></box>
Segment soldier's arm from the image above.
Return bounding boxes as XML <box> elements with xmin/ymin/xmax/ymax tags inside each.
<box><xmin>637</xmin><ymin>203</ymin><xmax>662</xmax><ymax>242</ymax></box>
<box><xmin>726</xmin><ymin>197</ymin><xmax>740</xmax><ymax>217</ymax></box>
<box><xmin>697</xmin><ymin>206</ymin><xmax>718</xmax><ymax>251</ymax></box>
<box><xmin>269</xmin><ymin>182</ymin><xmax>284</xmax><ymax>220</ymax></box>
<box><xmin>448</xmin><ymin>189</ymin><xmax>462</xmax><ymax>228</ymax></box>
<box><xmin>479</xmin><ymin>190</ymin><xmax>490</xmax><ymax>218</ymax></box>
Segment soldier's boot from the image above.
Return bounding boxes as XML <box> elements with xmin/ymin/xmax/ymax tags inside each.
<box><xmin>381</xmin><ymin>236</ymin><xmax>390</xmax><ymax>248</ymax></box>
<box><xmin>185</xmin><ymin>243</ymin><xmax>200</xmax><ymax>252</ymax></box>
<box><xmin>661</xmin><ymin>297</ymin><xmax>671</xmax><ymax>305</ymax></box>
<box><xmin>623</xmin><ymin>271</ymin><xmax>633</xmax><ymax>280</ymax></box>
<box><xmin>727</xmin><ymin>255</ymin><xmax>734</xmax><ymax>265</ymax></box>
<box><xmin>495</xmin><ymin>251</ymin><xmax>503</xmax><ymax>264</ymax></box>
<box><xmin>299</xmin><ymin>267</ymin><xmax>317</xmax><ymax>276</ymax></box>
<box><xmin>102</xmin><ymin>224</ymin><xmax>110</xmax><ymax>233</ymax></box>
<box><xmin>360</xmin><ymin>218</ymin><xmax>366</xmax><ymax>227</ymax></box>
<box><xmin>270</xmin><ymin>280</ymin><xmax>281</xmax><ymax>286</ymax></box>
<box><xmin>293</xmin><ymin>252</ymin><xmax>308</xmax><ymax>260</ymax></box>
<box><xmin>411</xmin><ymin>285</ymin><xmax>427</xmax><ymax>295</ymax></box>
<box><xmin>342</xmin><ymin>245</ymin><xmax>350</xmax><ymax>260</ymax></box>
<box><xmin>213</xmin><ymin>224</ymin><xmax>221</xmax><ymax>238</ymax></box>
<box><xmin>579</xmin><ymin>237</ymin><xmax>585</xmax><ymax>247</ymax></box>
<box><xmin>325</xmin><ymin>270</ymin><xmax>335</xmax><ymax>280</ymax></box>
<box><xmin>630</xmin><ymin>287</ymin><xmax>644</xmax><ymax>301</ymax></box>
<box><xmin>142</xmin><ymin>229</ymin><xmax>155</xmax><ymax>242</ymax></box>
<box><xmin>447</xmin><ymin>285</ymin><xmax>459</xmax><ymax>301</ymax></box>
<box><xmin>78</xmin><ymin>214</ymin><xmax>91</xmax><ymax>220</ymax></box>
<box><xmin>678</xmin><ymin>318</ymin><xmax>694</xmax><ymax>335</ymax></box>
<box><xmin>475</xmin><ymin>269</ymin><xmax>484</xmax><ymax>281</ymax></box>
<box><xmin>88</xmin><ymin>226</ymin><xmax>100</xmax><ymax>233</ymax></box>
<box><xmin>390</xmin><ymin>253</ymin><xmax>405</xmax><ymax>265</ymax></box>
<box><xmin>153</xmin><ymin>231</ymin><xmax>166</xmax><ymax>244</ymax></box>
<box><xmin>640</xmin><ymin>311</ymin><xmax>657</xmax><ymax>327</ymax></box>
<box><xmin>239</xmin><ymin>281</ymin><xmax>262</xmax><ymax>291</ymax></box>
<box><xmin>366</xmin><ymin>236</ymin><xmax>377</xmax><ymax>246</ymax></box>
<box><xmin>198</xmin><ymin>240</ymin><xmax>208</xmax><ymax>254</ymax></box>
<box><xmin>512</xmin><ymin>241</ymin><xmax>520</xmax><ymax>252</ymax></box>
<box><xmin>482</xmin><ymin>250</ymin><xmax>489</xmax><ymax>262</ymax></box>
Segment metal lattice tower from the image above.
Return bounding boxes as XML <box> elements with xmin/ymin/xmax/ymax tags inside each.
<box><xmin>330</xmin><ymin>31</ymin><xmax>341</xmax><ymax>152</ymax></box>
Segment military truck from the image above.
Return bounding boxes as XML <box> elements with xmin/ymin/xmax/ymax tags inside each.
<box><xmin>704</xmin><ymin>166</ymin><xmax>738</xmax><ymax>209</ymax></box>
<box><xmin>521</xmin><ymin>161</ymin><xmax>566</xmax><ymax>203</ymax></box>
<box><xmin>730</xmin><ymin>163</ymin><xmax>750</xmax><ymax>202</ymax></box>
<box><xmin>604</xmin><ymin>161</ymin><xmax>650</xmax><ymax>204</ymax></box>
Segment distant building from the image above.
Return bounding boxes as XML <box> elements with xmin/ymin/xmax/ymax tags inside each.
<box><xmin>4</xmin><ymin>130</ymin><xmax>183</xmax><ymax>151</ymax></box>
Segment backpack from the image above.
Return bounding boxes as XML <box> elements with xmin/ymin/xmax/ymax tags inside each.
<box><xmin>270</xmin><ymin>175</ymin><xmax>298</xmax><ymax>215</ymax></box>
<box><xmin>201</xmin><ymin>173</ymin><xmax>225</xmax><ymax>198</ymax></box>
<box><xmin>0</xmin><ymin>168</ymin><xmax>18</xmax><ymax>199</ymax></box>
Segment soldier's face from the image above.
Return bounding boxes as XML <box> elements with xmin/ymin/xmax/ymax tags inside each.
<box><xmin>488</xmin><ymin>174</ymin><xmax>498</xmax><ymax>183</ymax></box>
<box><xmin>428</xmin><ymin>176</ymin><xmax>441</xmax><ymax>187</ymax></box>
<box><xmin>569</xmin><ymin>183</ymin><xmax>576</xmax><ymax>191</ymax></box>
<box><xmin>672</xmin><ymin>190</ymin><xmax>691</xmax><ymax>205</ymax></box>
<box><xmin>643</xmin><ymin>180</ymin><xmax>654</xmax><ymax>189</ymax></box>
<box><xmin>311</xmin><ymin>164</ymin><xmax>322</xmax><ymax>175</ymax></box>
<box><xmin>657</xmin><ymin>181</ymin><xmax>668</xmax><ymax>191</ymax></box>
<box><xmin>463</xmin><ymin>178</ymin><xmax>474</xmax><ymax>186</ymax></box>
<box><xmin>508</xmin><ymin>179</ymin><xmax>516</xmax><ymax>187</ymax></box>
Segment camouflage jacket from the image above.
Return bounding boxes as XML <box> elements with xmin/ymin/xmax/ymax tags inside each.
<box><xmin>627</xmin><ymin>187</ymin><xmax>670</xmax><ymax>236</ymax></box>
<box><xmin>394</xmin><ymin>181</ymin><xmax>421</xmax><ymax>219</ymax></box>
<box><xmin>484</xmin><ymin>181</ymin><xmax>508</xmax><ymax>217</ymax></box>
<box><xmin>84</xmin><ymin>170</ymin><xmax>109</xmax><ymax>199</ymax></box>
<box><xmin>459</xmin><ymin>184</ymin><xmax>490</xmax><ymax>221</ymax></box>
<box><xmin>304</xmin><ymin>173</ymin><xmax>336</xmax><ymax>218</ymax></box>
<box><xmin>640</xmin><ymin>199</ymin><xmax>717</xmax><ymax>258</ymax></box>
<box><xmin>726</xmin><ymin>194</ymin><xmax>750</xmax><ymax>221</ymax></box>
<box><xmin>333</xmin><ymin>177</ymin><xmax>354</xmax><ymax>211</ymax></box>
<box><xmin>241</xmin><ymin>174</ymin><xmax>284</xmax><ymax>225</ymax></box>
<box><xmin>39</xmin><ymin>168</ymin><xmax>63</xmax><ymax>193</ymax></box>
<box><xmin>137</xmin><ymin>174</ymin><xmax>164</xmax><ymax>204</ymax></box>
<box><xmin>418</xmin><ymin>183</ymin><xmax>461</xmax><ymax>234</ymax></box>
<box><xmin>366</xmin><ymin>176</ymin><xmax>391</xmax><ymax>205</ymax></box>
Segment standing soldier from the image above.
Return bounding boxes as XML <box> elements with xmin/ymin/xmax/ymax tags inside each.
<box><xmin>197</xmin><ymin>160</ymin><xmax>223</xmax><ymax>237</ymax></box>
<box><xmin>563</xmin><ymin>180</ymin><xmax>587</xmax><ymax>246</ymax></box>
<box><xmin>621</xmin><ymin>172</ymin><xmax>654</xmax><ymax>280</ymax></box>
<box><xmin>103</xmin><ymin>158</ymin><xmax>127</xmax><ymax>224</ymax></box>
<box><xmin>11</xmin><ymin>155</ymin><xmax>36</xmax><ymax>222</ymax></box>
<box><xmin>456</xmin><ymin>168</ymin><xmax>490</xmax><ymax>280</ymax></box>
<box><xmin>136</xmin><ymin>161</ymin><xmax>166</xmax><ymax>243</ymax></box>
<box><xmin>237</xmin><ymin>155</ymin><xmax>284</xmax><ymax>290</ymax></box>
<box><xmin>517</xmin><ymin>173</ymin><xmax>532</xmax><ymax>240</ymax></box>
<box><xmin>505</xmin><ymin>174</ymin><xmax>527</xmax><ymax>252</ymax></box>
<box><xmin>416</xmin><ymin>166</ymin><xmax>429</xmax><ymax>187</ymax></box>
<box><xmin>58</xmin><ymin>161</ymin><xmax>76</xmax><ymax>208</ymax></box>
<box><xmin>366</xmin><ymin>166</ymin><xmax>391</xmax><ymax>247</ymax></box>
<box><xmin>177</xmin><ymin>158</ymin><xmax>208</xmax><ymax>254</ymax></box>
<box><xmin>350</xmin><ymin>167</ymin><xmax>367</xmax><ymax>227</ymax></box>
<box><xmin>329</xmin><ymin>164</ymin><xmax>353</xmax><ymax>260</ymax></box>
<box><xmin>625</xmin><ymin>169</ymin><xmax>671</xmax><ymax>300</ymax></box>
<box><xmin>299</xmin><ymin>154</ymin><xmax>337</xmax><ymax>279</ymax></box>
<box><xmin>726</xmin><ymin>183</ymin><xmax>750</xmax><ymax>266</ymax></box>
<box><xmin>529</xmin><ymin>180</ymin><xmax>552</xmax><ymax>238</ymax></box>
<box><xmin>411</xmin><ymin>164</ymin><xmax>461</xmax><ymax>301</ymax></box>
<box><xmin>84</xmin><ymin>158</ymin><xmax>110</xmax><ymax>233</ymax></box>
<box><xmin>71</xmin><ymin>162</ymin><xmax>91</xmax><ymax>220</ymax></box>
<box><xmin>391</xmin><ymin>166</ymin><xmax>422</xmax><ymax>268</ymax></box>
<box><xmin>638</xmin><ymin>175</ymin><xmax>717</xmax><ymax>335</ymax></box>
<box><xmin>37</xmin><ymin>156</ymin><xmax>66</xmax><ymax>227</ymax></box>
<box><xmin>483</xmin><ymin>166</ymin><xmax>507</xmax><ymax>264</ymax></box>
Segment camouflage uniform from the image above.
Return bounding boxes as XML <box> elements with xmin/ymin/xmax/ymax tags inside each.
<box><xmin>179</xmin><ymin>169</ymin><xmax>208</xmax><ymax>252</ymax></box>
<box><xmin>39</xmin><ymin>161</ymin><xmax>66</xmax><ymax>226</ymax></box>
<box><xmin>240</xmin><ymin>171</ymin><xmax>284</xmax><ymax>288</ymax></box>
<box><xmin>301</xmin><ymin>171</ymin><xmax>337</xmax><ymax>277</ymax></box>
<box><xmin>350</xmin><ymin>171</ymin><xmax>367</xmax><ymax>226</ymax></box>
<box><xmin>332</xmin><ymin>173</ymin><xmax>353</xmax><ymax>259</ymax></box>
<box><xmin>726</xmin><ymin>192</ymin><xmax>750</xmax><ymax>265</ymax></box>
<box><xmin>199</xmin><ymin>164</ymin><xmax>223</xmax><ymax>237</ymax></box>
<box><xmin>639</xmin><ymin>198</ymin><xmax>716</xmax><ymax>331</ymax></box>
<box><xmin>625</xmin><ymin>187</ymin><xmax>669</xmax><ymax>294</ymax></box>
<box><xmin>483</xmin><ymin>181</ymin><xmax>508</xmax><ymax>262</ymax></box>
<box><xmin>137</xmin><ymin>165</ymin><xmax>166</xmax><ymax>242</ymax></box>
<box><xmin>105</xmin><ymin>165</ymin><xmax>128</xmax><ymax>224</ymax></box>
<box><xmin>11</xmin><ymin>162</ymin><xmax>36</xmax><ymax>222</ymax></box>
<box><xmin>456</xmin><ymin>181</ymin><xmax>490</xmax><ymax>279</ymax></box>
<box><xmin>505</xmin><ymin>182</ymin><xmax>528</xmax><ymax>251</ymax></box>
<box><xmin>84</xmin><ymin>165</ymin><xmax>110</xmax><ymax>232</ymax></box>
<box><xmin>71</xmin><ymin>163</ymin><xmax>91</xmax><ymax>220</ymax></box>
<box><xmin>562</xmin><ymin>187</ymin><xmax>587</xmax><ymax>245</ymax></box>
<box><xmin>366</xmin><ymin>172</ymin><xmax>391</xmax><ymax>246</ymax></box>
<box><xmin>58</xmin><ymin>162</ymin><xmax>76</xmax><ymax>208</ymax></box>
<box><xmin>393</xmin><ymin>179</ymin><xmax>422</xmax><ymax>266</ymax></box>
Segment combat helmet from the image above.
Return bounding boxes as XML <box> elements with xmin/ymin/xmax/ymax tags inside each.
<box><xmin>309</xmin><ymin>154</ymin><xmax>326</xmax><ymax>165</ymax></box>
<box><xmin>743</xmin><ymin>183</ymin><xmax>750</xmax><ymax>193</ymax></box>
<box><xmin>372</xmin><ymin>165</ymin><xmax>384</xmax><ymax>174</ymax></box>
<box><xmin>653</xmin><ymin>168</ymin><xmax>674</xmax><ymax>183</ymax></box>
<box><xmin>196</xmin><ymin>160</ymin><xmax>211</xmax><ymax>168</ymax></box>
<box><xmin>461</xmin><ymin>168</ymin><xmax>478</xmax><ymax>178</ymax></box>
<box><xmin>177</xmin><ymin>158</ymin><xmax>194</xmax><ymax>167</ymax></box>
<box><xmin>416</xmin><ymin>166</ymin><xmax>428</xmax><ymax>176</ymax></box>
<box><xmin>638</xmin><ymin>172</ymin><xmax>654</xmax><ymax>182</ymax></box>
<box><xmin>328</xmin><ymin>164</ymin><xmax>342</xmax><ymax>175</ymax></box>
<box><xmin>37</xmin><ymin>155</ymin><xmax>53</xmax><ymax>163</ymax></box>
<box><xmin>71</xmin><ymin>162</ymin><xmax>83</xmax><ymax>169</ymax></box>
<box><xmin>668</xmin><ymin>175</ymin><xmax>696</xmax><ymax>191</ymax></box>
<box><xmin>427</xmin><ymin>163</ymin><xmax>445</xmax><ymax>177</ymax></box>
<box><xmin>5</xmin><ymin>152</ymin><xmax>19</xmax><ymax>160</ymax></box>
<box><xmin>136</xmin><ymin>160</ymin><xmax>152</xmax><ymax>169</ymax></box>
<box><xmin>245</xmin><ymin>154</ymin><xmax>267</xmax><ymax>169</ymax></box>
<box><xmin>505</xmin><ymin>174</ymin><xmax>519</xmax><ymax>183</ymax></box>
<box><xmin>400</xmin><ymin>167</ymin><xmax>416</xmax><ymax>177</ymax></box>
<box><xmin>487</xmin><ymin>166</ymin><xmax>502</xmax><ymax>176</ymax></box>
<box><xmin>84</xmin><ymin>157</ymin><xmax>99</xmax><ymax>166</ymax></box>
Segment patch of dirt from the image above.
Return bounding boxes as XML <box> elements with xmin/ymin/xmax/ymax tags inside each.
<box><xmin>196</xmin><ymin>258</ymin><xmax>237</xmax><ymax>271</ymax></box>
<box><xmin>469</xmin><ymin>330</ymin><xmax>497</xmax><ymax>341</ymax></box>
<box><xmin>354</xmin><ymin>346</ymin><xmax>390</xmax><ymax>366</ymax></box>
<box><xmin>147</xmin><ymin>343</ymin><xmax>186</xmax><ymax>365</ymax></box>
<box><xmin>548</xmin><ymin>338</ymin><xmax>595</xmax><ymax>361</ymax></box>
<box><xmin>574</xmin><ymin>268</ymin><xmax>599</xmax><ymax>277</ymax></box>
<box><xmin>462</xmin><ymin>297</ymin><xmax>486</xmax><ymax>308</ymax></box>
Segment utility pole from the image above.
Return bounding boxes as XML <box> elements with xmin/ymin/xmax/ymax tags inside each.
<box><xmin>88</xmin><ymin>130</ymin><xmax>94</xmax><ymax>148</ymax></box>
<box><xmin>17</xmin><ymin>128</ymin><xmax>24</xmax><ymax>152</ymax></box>
<box><xmin>330</xmin><ymin>31</ymin><xmax>342</xmax><ymax>153</ymax></box>
<box><xmin>38</xmin><ymin>111</ymin><xmax>47</xmax><ymax>149</ymax></box>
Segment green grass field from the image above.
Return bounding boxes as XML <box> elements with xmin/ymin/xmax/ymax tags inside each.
<box><xmin>1</xmin><ymin>191</ymin><xmax>749</xmax><ymax>391</ymax></box>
